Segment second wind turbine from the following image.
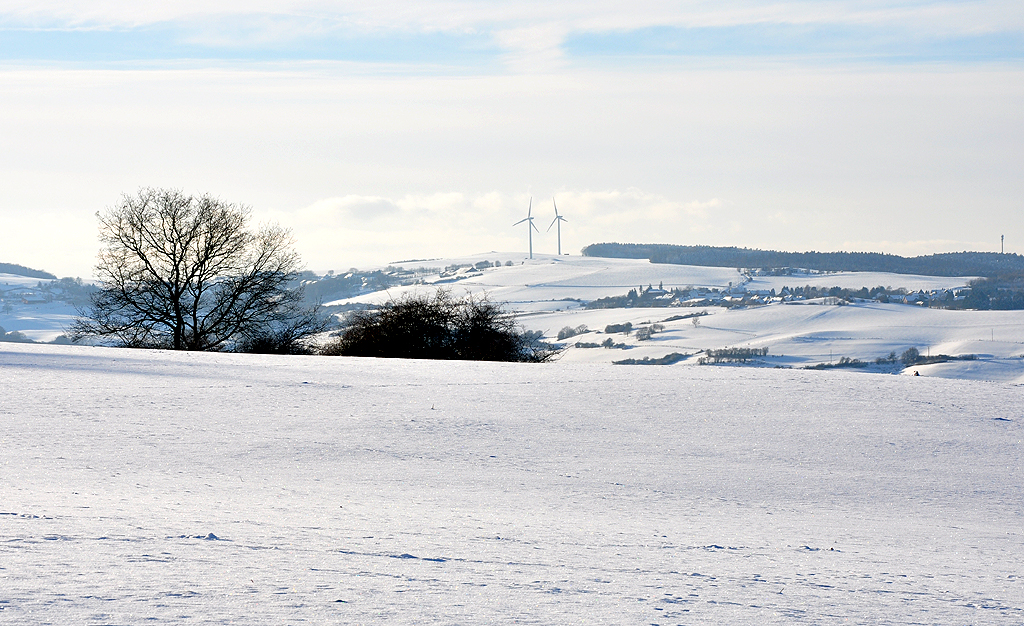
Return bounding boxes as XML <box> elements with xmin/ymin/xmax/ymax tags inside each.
<box><xmin>514</xmin><ymin>197</ymin><xmax>540</xmax><ymax>259</ymax></box>
<box><xmin>548</xmin><ymin>197</ymin><xmax>567</xmax><ymax>256</ymax></box>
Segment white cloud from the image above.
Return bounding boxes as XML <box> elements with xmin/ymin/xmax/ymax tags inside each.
<box><xmin>0</xmin><ymin>59</ymin><xmax>1021</xmax><ymax>277</ymax></box>
<box><xmin>561</xmin><ymin>189</ymin><xmax>718</xmax><ymax>225</ymax></box>
<box><xmin>293</xmin><ymin>195</ymin><xmax>401</xmax><ymax>223</ymax></box>
<box><xmin>493</xmin><ymin>23</ymin><xmax>569</xmax><ymax>73</ymax></box>
<box><xmin>2</xmin><ymin>1</ymin><xmax>1020</xmax><ymax>36</ymax></box>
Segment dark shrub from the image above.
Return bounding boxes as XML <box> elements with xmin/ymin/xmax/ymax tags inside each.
<box><xmin>322</xmin><ymin>289</ymin><xmax>557</xmax><ymax>362</ymax></box>
<box><xmin>604</xmin><ymin>322</ymin><xmax>633</xmax><ymax>334</ymax></box>
<box><xmin>236</xmin><ymin>331</ymin><xmax>315</xmax><ymax>355</ymax></box>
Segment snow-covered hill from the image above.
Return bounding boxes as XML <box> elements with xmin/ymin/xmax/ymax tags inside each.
<box><xmin>328</xmin><ymin>254</ymin><xmax>1024</xmax><ymax>382</ymax></box>
<box><xmin>1</xmin><ymin>343</ymin><xmax>1021</xmax><ymax>624</ymax></box>
<box><xmin>0</xmin><ymin>273</ymin><xmax>83</xmax><ymax>342</ymax></box>
<box><xmin>342</xmin><ymin>253</ymin><xmax>972</xmax><ymax>310</ymax></box>
<box><xmin>5</xmin><ymin>255</ymin><xmax>1023</xmax><ymax>382</ymax></box>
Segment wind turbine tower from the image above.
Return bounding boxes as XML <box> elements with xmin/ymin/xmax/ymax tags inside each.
<box><xmin>548</xmin><ymin>197</ymin><xmax>568</xmax><ymax>255</ymax></box>
<box><xmin>513</xmin><ymin>197</ymin><xmax>540</xmax><ymax>259</ymax></box>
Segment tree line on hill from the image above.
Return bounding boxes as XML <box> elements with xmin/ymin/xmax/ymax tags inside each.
<box><xmin>581</xmin><ymin>243</ymin><xmax>1024</xmax><ymax>278</ymax></box>
<box><xmin>0</xmin><ymin>262</ymin><xmax>57</xmax><ymax>280</ymax></box>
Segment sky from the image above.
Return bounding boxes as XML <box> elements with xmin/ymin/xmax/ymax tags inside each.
<box><xmin>1</xmin><ymin>1</ymin><xmax>1023</xmax><ymax>277</ymax></box>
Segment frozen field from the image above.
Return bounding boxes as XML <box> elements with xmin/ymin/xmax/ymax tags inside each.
<box><xmin>4</xmin><ymin>256</ymin><xmax>1023</xmax><ymax>379</ymax></box>
<box><xmin>1</xmin><ymin>343</ymin><xmax>1022</xmax><ymax>624</ymax></box>
<box><xmin>342</xmin><ymin>254</ymin><xmax>973</xmax><ymax>311</ymax></box>
<box><xmin>529</xmin><ymin>301</ymin><xmax>1024</xmax><ymax>382</ymax></box>
<box><xmin>331</xmin><ymin>255</ymin><xmax>1024</xmax><ymax>381</ymax></box>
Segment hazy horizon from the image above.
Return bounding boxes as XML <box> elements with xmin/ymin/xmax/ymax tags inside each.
<box><xmin>4</xmin><ymin>242</ymin><xmax>1024</xmax><ymax>283</ymax></box>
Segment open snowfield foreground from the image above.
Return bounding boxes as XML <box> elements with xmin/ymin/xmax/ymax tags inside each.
<box><xmin>2</xmin><ymin>344</ymin><xmax>1022</xmax><ymax>624</ymax></box>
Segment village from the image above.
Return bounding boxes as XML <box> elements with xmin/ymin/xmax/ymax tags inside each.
<box><xmin>583</xmin><ymin>273</ymin><xmax>970</xmax><ymax>310</ymax></box>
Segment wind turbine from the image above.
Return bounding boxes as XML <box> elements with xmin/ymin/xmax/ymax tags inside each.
<box><xmin>513</xmin><ymin>197</ymin><xmax>540</xmax><ymax>259</ymax></box>
<box><xmin>548</xmin><ymin>197</ymin><xmax>568</xmax><ymax>255</ymax></box>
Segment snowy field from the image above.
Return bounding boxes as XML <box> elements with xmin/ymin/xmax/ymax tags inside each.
<box><xmin>0</xmin><ymin>273</ymin><xmax>76</xmax><ymax>343</ymax></box>
<box><xmin>528</xmin><ymin>302</ymin><xmax>1024</xmax><ymax>382</ymax></box>
<box><xmin>328</xmin><ymin>255</ymin><xmax>1024</xmax><ymax>381</ymax></box>
<box><xmin>0</xmin><ymin>301</ymin><xmax>76</xmax><ymax>343</ymax></box>
<box><xmin>5</xmin><ymin>256</ymin><xmax>1023</xmax><ymax>380</ymax></box>
<box><xmin>1</xmin><ymin>343</ymin><xmax>1022</xmax><ymax>624</ymax></box>
<box><xmin>343</xmin><ymin>254</ymin><xmax>973</xmax><ymax>311</ymax></box>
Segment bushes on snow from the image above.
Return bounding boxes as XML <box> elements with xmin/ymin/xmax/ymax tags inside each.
<box><xmin>557</xmin><ymin>324</ymin><xmax>589</xmax><ymax>341</ymax></box>
<box><xmin>604</xmin><ymin>322</ymin><xmax>633</xmax><ymax>334</ymax></box>
<box><xmin>698</xmin><ymin>347</ymin><xmax>769</xmax><ymax>364</ymax></box>
<box><xmin>322</xmin><ymin>289</ymin><xmax>558</xmax><ymax>362</ymax></box>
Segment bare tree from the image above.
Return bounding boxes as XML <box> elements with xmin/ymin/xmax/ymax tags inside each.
<box><xmin>72</xmin><ymin>188</ymin><xmax>326</xmax><ymax>351</ymax></box>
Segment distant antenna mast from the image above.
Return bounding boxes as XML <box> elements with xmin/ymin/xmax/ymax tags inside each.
<box><xmin>548</xmin><ymin>197</ymin><xmax>568</xmax><ymax>256</ymax></box>
<box><xmin>513</xmin><ymin>197</ymin><xmax>539</xmax><ymax>259</ymax></box>
<box><xmin>1001</xmin><ymin>234</ymin><xmax>1004</xmax><ymax>254</ymax></box>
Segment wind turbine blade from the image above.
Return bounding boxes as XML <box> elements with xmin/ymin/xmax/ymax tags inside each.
<box><xmin>552</xmin><ymin>197</ymin><xmax>559</xmax><ymax>217</ymax></box>
<box><xmin>547</xmin><ymin>216</ymin><xmax>558</xmax><ymax>232</ymax></box>
<box><xmin>532</xmin><ymin>221</ymin><xmax>540</xmax><ymax>233</ymax></box>
<box><xmin>528</xmin><ymin>197</ymin><xmax>532</xmax><ymax>217</ymax></box>
<box><xmin>513</xmin><ymin>218</ymin><xmax>528</xmax><ymax>226</ymax></box>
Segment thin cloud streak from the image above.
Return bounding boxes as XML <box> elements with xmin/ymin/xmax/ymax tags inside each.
<box><xmin>1</xmin><ymin>2</ymin><xmax>1020</xmax><ymax>72</ymax></box>
<box><xmin>3</xmin><ymin>1</ymin><xmax>1021</xmax><ymax>33</ymax></box>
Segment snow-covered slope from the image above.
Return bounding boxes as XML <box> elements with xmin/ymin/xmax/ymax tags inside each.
<box><xmin>0</xmin><ymin>273</ymin><xmax>49</xmax><ymax>289</ymax></box>
<box><xmin>340</xmin><ymin>254</ymin><xmax>972</xmax><ymax>310</ymax></box>
<box><xmin>0</xmin><ymin>273</ymin><xmax>77</xmax><ymax>342</ymax></box>
<box><xmin>1</xmin><ymin>343</ymin><xmax>1021</xmax><ymax>624</ymax></box>
<box><xmin>0</xmin><ymin>300</ymin><xmax>76</xmax><ymax>342</ymax></box>
<box><xmin>528</xmin><ymin>301</ymin><xmax>1024</xmax><ymax>382</ymax></box>
<box><xmin>327</xmin><ymin>254</ymin><xmax>1023</xmax><ymax>382</ymax></box>
<box><xmin>5</xmin><ymin>255</ymin><xmax>1021</xmax><ymax>381</ymax></box>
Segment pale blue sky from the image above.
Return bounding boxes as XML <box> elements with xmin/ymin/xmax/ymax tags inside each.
<box><xmin>2</xmin><ymin>2</ymin><xmax>1022</xmax><ymax>64</ymax></box>
<box><xmin>1</xmin><ymin>1</ymin><xmax>1022</xmax><ymax>276</ymax></box>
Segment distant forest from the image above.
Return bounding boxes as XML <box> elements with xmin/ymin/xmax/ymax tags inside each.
<box><xmin>0</xmin><ymin>262</ymin><xmax>57</xmax><ymax>280</ymax></box>
<box><xmin>581</xmin><ymin>244</ymin><xmax>1024</xmax><ymax>278</ymax></box>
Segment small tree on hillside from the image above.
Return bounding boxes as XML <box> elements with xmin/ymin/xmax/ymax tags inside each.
<box><xmin>901</xmin><ymin>347</ymin><xmax>921</xmax><ymax>366</ymax></box>
<box><xmin>71</xmin><ymin>188</ymin><xmax>326</xmax><ymax>351</ymax></box>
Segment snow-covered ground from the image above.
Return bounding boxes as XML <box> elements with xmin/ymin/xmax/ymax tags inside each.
<box><xmin>528</xmin><ymin>302</ymin><xmax>1024</xmax><ymax>382</ymax></box>
<box><xmin>5</xmin><ymin>256</ymin><xmax>1023</xmax><ymax>381</ymax></box>
<box><xmin>0</xmin><ymin>273</ymin><xmax>77</xmax><ymax>342</ymax></box>
<box><xmin>327</xmin><ymin>255</ymin><xmax>1024</xmax><ymax>382</ymax></box>
<box><xmin>0</xmin><ymin>300</ymin><xmax>76</xmax><ymax>342</ymax></box>
<box><xmin>1</xmin><ymin>343</ymin><xmax>1021</xmax><ymax>624</ymax></box>
<box><xmin>342</xmin><ymin>254</ymin><xmax>973</xmax><ymax>311</ymax></box>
